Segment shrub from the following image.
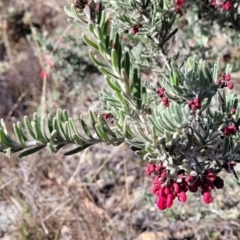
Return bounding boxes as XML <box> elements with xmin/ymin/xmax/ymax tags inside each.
<box><xmin>1</xmin><ymin>0</ymin><xmax>240</xmax><ymax>210</ymax></box>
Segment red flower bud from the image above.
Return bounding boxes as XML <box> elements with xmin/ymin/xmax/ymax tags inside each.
<box><xmin>162</xmin><ymin>97</ymin><xmax>169</xmax><ymax>102</ymax></box>
<box><xmin>222</xmin><ymin>126</ymin><xmax>230</xmax><ymax>136</ymax></box>
<box><xmin>228</xmin><ymin>125</ymin><xmax>238</xmax><ymax>134</ymax></box>
<box><xmin>156</xmin><ymin>196</ymin><xmax>167</xmax><ymax>210</ymax></box>
<box><xmin>155</xmin><ymin>165</ymin><xmax>163</xmax><ymax>172</ymax></box>
<box><xmin>131</xmin><ymin>24</ymin><xmax>142</xmax><ymax>35</ymax></box>
<box><xmin>191</xmin><ymin>105</ymin><xmax>197</xmax><ymax>111</ymax></box>
<box><xmin>227</xmin><ymin>82</ymin><xmax>234</xmax><ymax>90</ymax></box>
<box><xmin>222</xmin><ymin>1</ymin><xmax>233</xmax><ymax>11</ymax></box>
<box><xmin>193</xmin><ymin>98</ymin><xmax>200</xmax><ymax>104</ymax></box>
<box><xmin>231</xmin><ymin>108</ymin><xmax>236</xmax><ymax>114</ymax></box>
<box><xmin>177</xmin><ymin>191</ymin><xmax>187</xmax><ymax>202</ymax></box>
<box><xmin>164</xmin><ymin>186</ymin><xmax>172</xmax><ymax>195</ymax></box>
<box><xmin>160</xmin><ymin>170</ymin><xmax>167</xmax><ymax>180</ymax></box>
<box><xmin>202</xmin><ymin>191</ymin><xmax>213</xmax><ymax>204</ymax></box>
<box><xmin>157</xmin><ymin>87</ymin><xmax>165</xmax><ymax>95</ymax></box>
<box><xmin>152</xmin><ymin>184</ymin><xmax>161</xmax><ymax>196</ymax></box>
<box><xmin>216</xmin><ymin>79</ymin><xmax>221</xmax><ymax>85</ymax></box>
<box><xmin>195</xmin><ymin>102</ymin><xmax>201</xmax><ymax>108</ymax></box>
<box><xmin>166</xmin><ymin>193</ymin><xmax>175</xmax><ymax>208</ymax></box>
<box><xmin>206</xmin><ymin>172</ymin><xmax>216</xmax><ymax>182</ymax></box>
<box><xmin>159</xmin><ymin>187</ymin><xmax>167</xmax><ymax>197</ymax></box>
<box><xmin>175</xmin><ymin>0</ymin><xmax>184</xmax><ymax>11</ymax></box>
<box><xmin>146</xmin><ymin>163</ymin><xmax>155</xmax><ymax>175</ymax></box>
<box><xmin>173</xmin><ymin>182</ymin><xmax>181</xmax><ymax>194</ymax></box>
<box><xmin>185</xmin><ymin>175</ymin><xmax>194</xmax><ymax>183</ymax></box>
<box><xmin>40</xmin><ymin>70</ymin><xmax>48</xmax><ymax>78</ymax></box>
<box><xmin>225</xmin><ymin>74</ymin><xmax>231</xmax><ymax>81</ymax></box>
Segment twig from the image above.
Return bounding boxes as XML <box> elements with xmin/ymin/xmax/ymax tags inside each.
<box><xmin>159</xmin><ymin>51</ymin><xmax>171</xmax><ymax>71</ymax></box>
<box><xmin>10</xmin><ymin>196</ymin><xmax>23</xmax><ymax>213</ymax></box>
<box><xmin>2</xmin><ymin>19</ymin><xmax>14</xmax><ymax>64</ymax></box>
<box><xmin>122</xmin><ymin>144</ymin><xmax>130</xmax><ymax>211</ymax></box>
<box><xmin>0</xmin><ymin>177</ymin><xmax>18</xmax><ymax>190</ymax></box>
<box><xmin>89</xmin><ymin>144</ymin><xmax>122</xmax><ymax>183</ymax></box>
<box><xmin>6</xmin><ymin>92</ymin><xmax>26</xmax><ymax>121</ymax></box>
<box><xmin>122</xmin><ymin>143</ymin><xmax>133</xmax><ymax>239</ymax></box>
<box><xmin>41</xmin><ymin>198</ymin><xmax>72</xmax><ymax>235</ymax></box>
<box><xmin>53</xmin><ymin>25</ymin><xmax>72</xmax><ymax>52</ymax></box>
<box><xmin>68</xmin><ymin>147</ymin><xmax>90</xmax><ymax>185</ymax></box>
<box><xmin>43</xmin><ymin>0</ymin><xmax>63</xmax><ymax>12</ymax></box>
<box><xmin>30</xmin><ymin>26</ymin><xmax>48</xmax><ymax>117</ymax></box>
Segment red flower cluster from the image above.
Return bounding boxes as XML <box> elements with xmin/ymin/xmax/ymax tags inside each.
<box><xmin>156</xmin><ymin>87</ymin><xmax>169</xmax><ymax>107</ymax></box>
<box><xmin>103</xmin><ymin>113</ymin><xmax>115</xmax><ymax>124</ymax></box>
<box><xmin>131</xmin><ymin>24</ymin><xmax>142</xmax><ymax>35</ymax></box>
<box><xmin>188</xmin><ymin>98</ymin><xmax>201</xmax><ymax>112</ymax></box>
<box><xmin>146</xmin><ymin>163</ymin><xmax>224</xmax><ymax>210</ymax></box>
<box><xmin>210</xmin><ymin>0</ymin><xmax>233</xmax><ymax>11</ymax></box>
<box><xmin>216</xmin><ymin>72</ymin><xmax>233</xmax><ymax>89</ymax></box>
<box><xmin>222</xmin><ymin>124</ymin><xmax>238</xmax><ymax>136</ymax></box>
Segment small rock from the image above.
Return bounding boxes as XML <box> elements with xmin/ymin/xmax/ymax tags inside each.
<box><xmin>135</xmin><ymin>231</ymin><xmax>170</xmax><ymax>240</ymax></box>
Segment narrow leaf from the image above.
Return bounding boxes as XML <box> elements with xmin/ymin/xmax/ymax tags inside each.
<box><xmin>222</xmin><ymin>137</ymin><xmax>230</xmax><ymax>157</ymax></box>
<box><xmin>64</xmin><ymin>144</ymin><xmax>92</xmax><ymax>155</ymax></box>
<box><xmin>18</xmin><ymin>145</ymin><xmax>46</xmax><ymax>158</ymax></box>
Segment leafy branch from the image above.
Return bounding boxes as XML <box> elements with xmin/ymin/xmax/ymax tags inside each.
<box><xmin>0</xmin><ymin>109</ymin><xmax>124</xmax><ymax>158</ymax></box>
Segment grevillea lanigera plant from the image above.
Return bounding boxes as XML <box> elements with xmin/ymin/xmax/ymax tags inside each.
<box><xmin>1</xmin><ymin>0</ymin><xmax>240</xmax><ymax>211</ymax></box>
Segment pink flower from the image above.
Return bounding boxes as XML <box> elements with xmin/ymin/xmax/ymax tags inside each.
<box><xmin>228</xmin><ymin>125</ymin><xmax>238</xmax><ymax>134</ymax></box>
<box><xmin>231</xmin><ymin>108</ymin><xmax>236</xmax><ymax>114</ymax></box>
<box><xmin>225</xmin><ymin>74</ymin><xmax>231</xmax><ymax>81</ymax></box>
<box><xmin>222</xmin><ymin>126</ymin><xmax>230</xmax><ymax>136</ymax></box>
<box><xmin>206</xmin><ymin>172</ymin><xmax>216</xmax><ymax>182</ymax></box>
<box><xmin>156</xmin><ymin>87</ymin><xmax>165</xmax><ymax>97</ymax></box>
<box><xmin>176</xmin><ymin>0</ymin><xmax>184</xmax><ymax>11</ymax></box>
<box><xmin>227</xmin><ymin>82</ymin><xmax>234</xmax><ymax>89</ymax></box>
<box><xmin>222</xmin><ymin>125</ymin><xmax>238</xmax><ymax>135</ymax></box>
<box><xmin>40</xmin><ymin>70</ymin><xmax>48</xmax><ymax>78</ymax></box>
<box><xmin>211</xmin><ymin>0</ymin><xmax>216</xmax><ymax>6</ymax></box>
<box><xmin>222</xmin><ymin>1</ymin><xmax>233</xmax><ymax>11</ymax></box>
<box><xmin>131</xmin><ymin>24</ymin><xmax>142</xmax><ymax>35</ymax></box>
<box><xmin>146</xmin><ymin>163</ymin><xmax>155</xmax><ymax>175</ymax></box>
<box><xmin>188</xmin><ymin>98</ymin><xmax>201</xmax><ymax>111</ymax></box>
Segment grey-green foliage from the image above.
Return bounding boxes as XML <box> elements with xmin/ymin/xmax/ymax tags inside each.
<box><xmin>0</xmin><ymin>109</ymin><xmax>124</xmax><ymax>158</ymax></box>
<box><xmin>101</xmin><ymin>0</ymin><xmax>178</xmax><ymax>68</ymax></box>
